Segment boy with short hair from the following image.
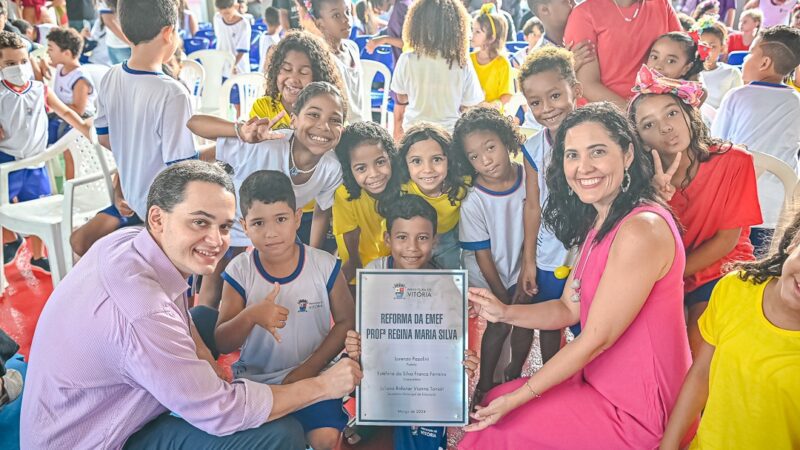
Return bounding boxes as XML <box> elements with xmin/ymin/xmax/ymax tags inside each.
<box><xmin>213</xmin><ymin>170</ymin><xmax>354</xmax><ymax>450</ymax></box>
<box><xmin>711</xmin><ymin>25</ymin><xmax>800</xmax><ymax>244</ymax></box>
<box><xmin>511</xmin><ymin>17</ymin><xmax>545</xmax><ymax>67</ymax></box>
<box><xmin>214</xmin><ymin>0</ymin><xmax>252</xmax><ymax>75</ymax></box>
<box><xmin>46</xmin><ymin>27</ymin><xmax>96</xmax><ymax>117</ymax></box>
<box><xmin>525</xmin><ymin>0</ymin><xmax>572</xmax><ymax>48</ymax></box>
<box><xmin>258</xmin><ymin>6</ymin><xmax>282</xmax><ymax>72</ymax></box>
<box><xmin>360</xmin><ymin>195</ymin><xmax>448</xmax><ymax>449</ymax></box>
<box><xmin>0</xmin><ymin>30</ymin><xmax>90</xmax><ymax>271</ymax></box>
<box><xmin>70</xmin><ymin>0</ymin><xmax>198</xmax><ymax>257</ymax></box>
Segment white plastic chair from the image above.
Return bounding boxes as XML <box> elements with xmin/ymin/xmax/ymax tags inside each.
<box><xmin>360</xmin><ymin>60</ymin><xmax>391</xmax><ymax>129</ymax></box>
<box><xmin>0</xmin><ymin>130</ymin><xmax>115</xmax><ymax>293</ymax></box>
<box><xmin>752</xmin><ymin>150</ymin><xmax>799</xmax><ymax>219</ymax></box>
<box><xmin>189</xmin><ymin>50</ymin><xmax>235</xmax><ymax>116</ymax></box>
<box><xmin>220</xmin><ymin>72</ymin><xmax>267</xmax><ymax>121</ymax></box>
<box><xmin>180</xmin><ymin>59</ymin><xmax>206</xmax><ymax>111</ymax></box>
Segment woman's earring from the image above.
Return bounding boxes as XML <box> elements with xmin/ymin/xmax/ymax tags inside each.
<box><xmin>568</xmin><ymin>186</ymin><xmax>574</xmax><ymax>196</ymax></box>
<box><xmin>621</xmin><ymin>168</ymin><xmax>631</xmax><ymax>193</ymax></box>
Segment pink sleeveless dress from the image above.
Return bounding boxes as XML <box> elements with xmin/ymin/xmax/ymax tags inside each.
<box><xmin>459</xmin><ymin>205</ymin><xmax>692</xmax><ymax>449</ymax></box>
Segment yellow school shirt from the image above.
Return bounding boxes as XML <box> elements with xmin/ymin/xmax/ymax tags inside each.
<box><xmin>332</xmin><ymin>185</ymin><xmax>389</xmax><ymax>276</ymax></box>
<box><xmin>249</xmin><ymin>94</ymin><xmax>293</xmax><ymax>130</ymax></box>
<box><xmin>401</xmin><ymin>181</ymin><xmax>463</xmax><ymax>234</ymax></box>
<box><xmin>470</xmin><ymin>52</ymin><xmax>514</xmax><ymax>104</ymax></box>
<box><xmin>692</xmin><ymin>272</ymin><xmax>800</xmax><ymax>450</ymax></box>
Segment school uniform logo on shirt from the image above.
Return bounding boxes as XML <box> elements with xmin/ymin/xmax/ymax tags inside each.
<box><xmin>297</xmin><ymin>299</ymin><xmax>323</xmax><ymax>312</ymax></box>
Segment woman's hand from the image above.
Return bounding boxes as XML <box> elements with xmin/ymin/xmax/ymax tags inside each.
<box><xmin>468</xmin><ymin>287</ymin><xmax>509</xmax><ymax>323</ymax></box>
<box><xmin>463</xmin><ymin>392</ymin><xmax>518</xmax><ymax>432</ymax></box>
<box><xmin>567</xmin><ymin>40</ymin><xmax>596</xmax><ymax>73</ymax></box>
<box><xmin>651</xmin><ymin>149</ymin><xmax>681</xmax><ymax>202</ymax></box>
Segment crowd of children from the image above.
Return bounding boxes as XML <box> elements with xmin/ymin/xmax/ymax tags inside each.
<box><xmin>1</xmin><ymin>0</ymin><xmax>800</xmax><ymax>448</ymax></box>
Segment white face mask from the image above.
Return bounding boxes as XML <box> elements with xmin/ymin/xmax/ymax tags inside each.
<box><xmin>0</xmin><ymin>63</ymin><xmax>34</xmax><ymax>87</ymax></box>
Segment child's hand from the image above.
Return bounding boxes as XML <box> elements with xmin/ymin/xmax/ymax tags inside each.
<box><xmin>365</xmin><ymin>37</ymin><xmax>381</xmax><ymax>54</ymax></box>
<box><xmin>468</xmin><ymin>287</ymin><xmax>509</xmax><ymax>324</ymax></box>
<box><xmin>651</xmin><ymin>149</ymin><xmax>681</xmax><ymax>202</ymax></box>
<box><xmin>247</xmin><ymin>282</ymin><xmax>289</xmax><ymax>342</ymax></box>
<box><xmin>517</xmin><ymin>262</ymin><xmax>539</xmax><ymax>298</ymax></box>
<box><xmin>344</xmin><ymin>330</ymin><xmax>361</xmax><ymax>362</ymax></box>
<box><xmin>240</xmin><ymin>112</ymin><xmax>287</xmax><ymax>143</ymax></box>
<box><xmin>115</xmin><ymin>197</ymin><xmax>135</xmax><ymax>218</ymax></box>
<box><xmin>567</xmin><ymin>40</ymin><xmax>596</xmax><ymax>73</ymax></box>
<box><xmin>463</xmin><ymin>349</ymin><xmax>479</xmax><ymax>378</ymax></box>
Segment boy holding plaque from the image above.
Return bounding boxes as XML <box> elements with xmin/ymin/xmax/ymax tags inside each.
<box><xmin>212</xmin><ymin>170</ymin><xmax>355</xmax><ymax>450</ymax></box>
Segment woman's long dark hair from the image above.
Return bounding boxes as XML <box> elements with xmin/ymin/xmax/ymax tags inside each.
<box><xmin>543</xmin><ymin>102</ymin><xmax>665</xmax><ymax>248</ymax></box>
<box><xmin>629</xmin><ymin>92</ymin><xmax>732</xmax><ymax>191</ymax></box>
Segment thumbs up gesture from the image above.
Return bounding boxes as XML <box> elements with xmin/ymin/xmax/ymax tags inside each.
<box><xmin>246</xmin><ymin>283</ymin><xmax>289</xmax><ymax>342</ymax></box>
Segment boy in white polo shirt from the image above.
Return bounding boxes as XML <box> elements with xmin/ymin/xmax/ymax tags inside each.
<box><xmin>211</xmin><ymin>170</ymin><xmax>354</xmax><ymax>450</ymax></box>
<box><xmin>69</xmin><ymin>0</ymin><xmax>198</xmax><ymax>257</ymax></box>
<box><xmin>711</xmin><ymin>25</ymin><xmax>800</xmax><ymax>248</ymax></box>
<box><xmin>0</xmin><ymin>30</ymin><xmax>90</xmax><ymax>272</ymax></box>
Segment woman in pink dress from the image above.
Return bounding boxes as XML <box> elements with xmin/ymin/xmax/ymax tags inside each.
<box><xmin>459</xmin><ymin>102</ymin><xmax>692</xmax><ymax>449</ymax></box>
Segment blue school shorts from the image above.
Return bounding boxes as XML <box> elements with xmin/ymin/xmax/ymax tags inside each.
<box><xmin>685</xmin><ymin>277</ymin><xmax>721</xmax><ymax>307</ymax></box>
<box><xmin>534</xmin><ymin>268</ymin><xmax>581</xmax><ymax>336</ymax></box>
<box><xmin>289</xmin><ymin>398</ymin><xmax>349</xmax><ymax>433</ymax></box>
<box><xmin>97</xmin><ymin>204</ymin><xmax>144</xmax><ymax>228</ymax></box>
<box><xmin>0</xmin><ymin>151</ymin><xmax>51</xmax><ymax>202</ymax></box>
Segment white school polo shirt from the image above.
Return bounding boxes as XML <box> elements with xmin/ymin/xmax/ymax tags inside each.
<box><xmin>95</xmin><ymin>63</ymin><xmax>198</xmax><ymax>219</ymax></box>
<box><xmin>225</xmin><ymin>245</ymin><xmax>341</xmax><ymax>384</ymax></box>
<box><xmin>0</xmin><ymin>80</ymin><xmax>48</xmax><ymax>160</ymax></box>
<box><xmin>214</xmin><ymin>13</ymin><xmax>252</xmax><ymax>75</ymax></box>
<box><xmin>215</xmin><ymin>135</ymin><xmax>343</xmax><ymax>247</ymax></box>
<box><xmin>711</xmin><ymin>82</ymin><xmax>800</xmax><ymax>228</ymax></box>
<box><xmin>459</xmin><ymin>164</ymin><xmax>526</xmax><ymax>290</ymax></box>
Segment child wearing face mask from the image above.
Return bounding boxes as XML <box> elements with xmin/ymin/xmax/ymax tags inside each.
<box><xmin>0</xmin><ymin>30</ymin><xmax>90</xmax><ymax>273</ymax></box>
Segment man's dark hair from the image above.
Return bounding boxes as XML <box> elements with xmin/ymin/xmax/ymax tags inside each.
<box><xmin>384</xmin><ymin>195</ymin><xmax>438</xmax><ymax>235</ymax></box>
<box><xmin>47</xmin><ymin>27</ymin><xmax>84</xmax><ymax>57</ymax></box>
<box><xmin>146</xmin><ymin>160</ymin><xmax>235</xmax><ymax>229</ymax></box>
<box><xmin>119</xmin><ymin>0</ymin><xmax>178</xmax><ymax>45</ymax></box>
<box><xmin>263</xmin><ymin>6</ymin><xmax>280</xmax><ymax>27</ymax></box>
<box><xmin>239</xmin><ymin>170</ymin><xmax>297</xmax><ymax>216</ymax></box>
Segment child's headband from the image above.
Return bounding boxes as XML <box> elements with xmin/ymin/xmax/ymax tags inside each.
<box><xmin>480</xmin><ymin>3</ymin><xmax>497</xmax><ymax>38</ymax></box>
<box><xmin>630</xmin><ymin>65</ymin><xmax>704</xmax><ymax>109</ymax></box>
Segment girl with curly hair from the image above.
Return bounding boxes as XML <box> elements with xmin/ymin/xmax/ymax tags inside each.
<box><xmin>451</xmin><ymin>107</ymin><xmax>530</xmax><ymax>406</ymax></box>
<box><xmin>390</xmin><ymin>0</ymin><xmax>483</xmax><ymax>136</ymax></box>
<box><xmin>384</xmin><ymin>122</ymin><xmax>471</xmax><ymax>270</ymax></box>
<box><xmin>629</xmin><ymin>66</ymin><xmax>762</xmax><ymax>356</ymax></box>
<box><xmin>250</xmin><ymin>30</ymin><xmax>344</xmax><ymax>129</ymax></box>
<box><xmin>661</xmin><ymin>207</ymin><xmax>800</xmax><ymax>449</ymax></box>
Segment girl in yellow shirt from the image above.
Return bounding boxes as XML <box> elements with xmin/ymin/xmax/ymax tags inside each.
<box><xmin>386</xmin><ymin>122</ymin><xmax>470</xmax><ymax>270</ymax></box>
<box><xmin>333</xmin><ymin>121</ymin><xmax>395</xmax><ymax>285</ymax></box>
<box><xmin>249</xmin><ymin>31</ymin><xmax>344</xmax><ymax>127</ymax></box>
<box><xmin>470</xmin><ymin>4</ymin><xmax>514</xmax><ymax>111</ymax></box>
<box><xmin>662</xmin><ymin>211</ymin><xmax>800</xmax><ymax>449</ymax></box>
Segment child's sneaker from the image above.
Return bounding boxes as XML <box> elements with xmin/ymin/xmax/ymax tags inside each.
<box><xmin>31</xmin><ymin>257</ymin><xmax>51</xmax><ymax>273</ymax></box>
<box><xmin>3</xmin><ymin>236</ymin><xmax>23</xmax><ymax>265</ymax></box>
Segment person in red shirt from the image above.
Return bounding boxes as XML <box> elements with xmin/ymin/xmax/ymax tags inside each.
<box><xmin>727</xmin><ymin>9</ymin><xmax>763</xmax><ymax>53</ymax></box>
<box><xmin>629</xmin><ymin>67</ymin><xmax>762</xmax><ymax>356</ymax></box>
<box><xmin>564</xmin><ymin>0</ymin><xmax>681</xmax><ymax>109</ymax></box>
